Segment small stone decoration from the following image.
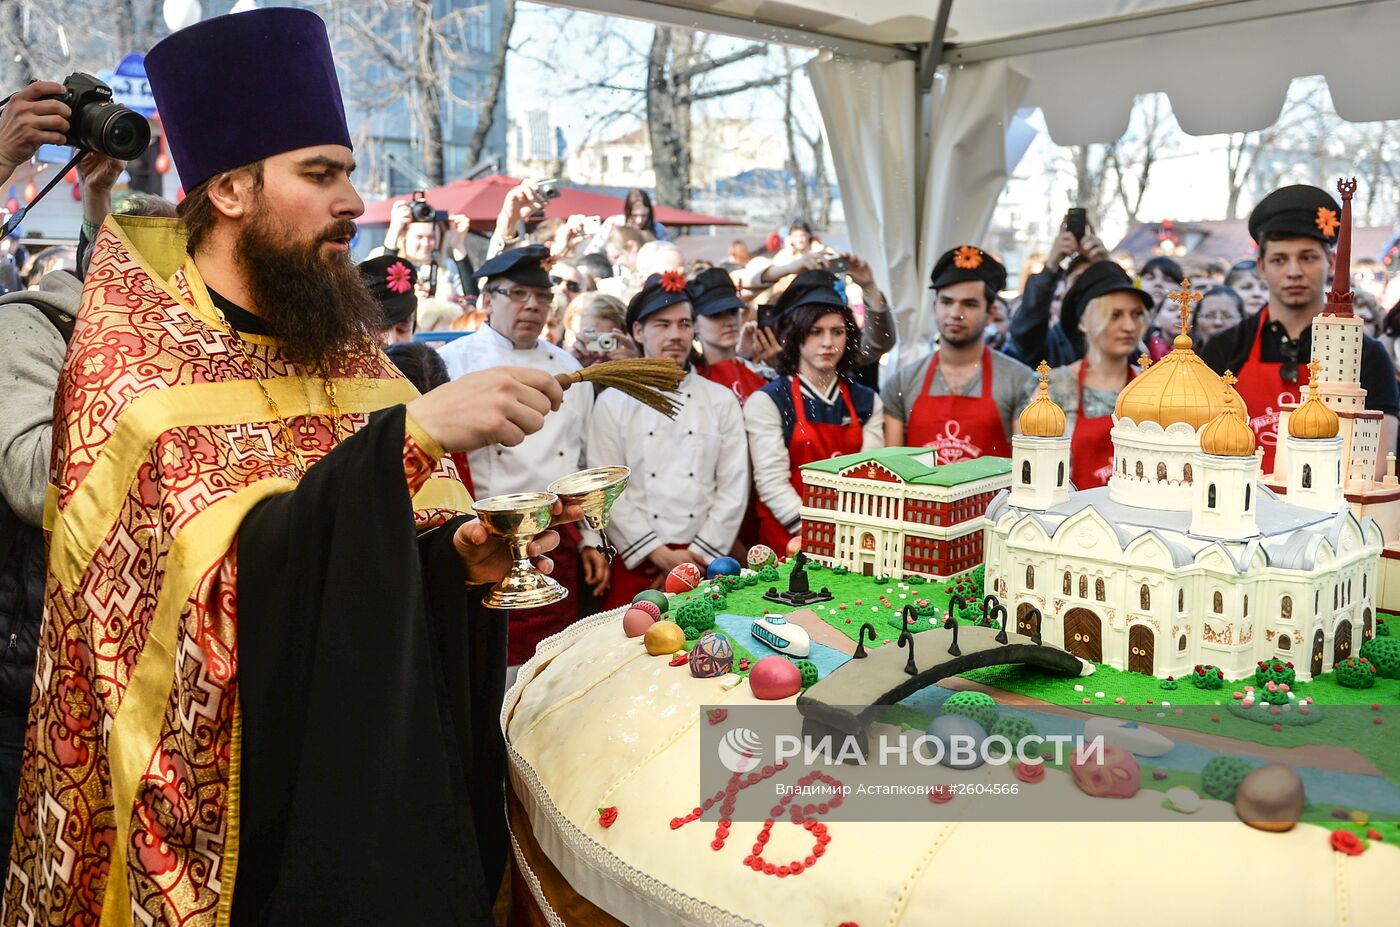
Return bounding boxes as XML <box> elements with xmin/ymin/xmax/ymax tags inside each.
<box><xmin>689</xmin><ymin>631</ymin><xmax>734</xmax><ymax>678</ymax></box>
<box><xmin>1234</xmin><ymin>763</ymin><xmax>1305</xmax><ymax>832</ymax></box>
<box><xmin>1069</xmin><ymin>743</ymin><xmax>1141</xmax><ymax>799</ymax></box>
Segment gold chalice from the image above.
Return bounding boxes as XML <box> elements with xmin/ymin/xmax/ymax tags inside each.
<box><xmin>472</xmin><ymin>491</ymin><xmax>568</xmax><ymax>609</ymax></box>
<box><xmin>547</xmin><ymin>466</ymin><xmax>630</xmax><ymax>560</ymax></box>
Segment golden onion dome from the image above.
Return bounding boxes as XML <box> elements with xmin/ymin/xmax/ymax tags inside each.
<box><xmin>1019</xmin><ymin>361</ymin><xmax>1067</xmax><ymax>437</ymax></box>
<box><xmin>1200</xmin><ymin>407</ymin><xmax>1257</xmax><ymax>457</ymax></box>
<box><xmin>1289</xmin><ymin>360</ymin><xmax>1340</xmax><ymax>439</ymax></box>
<box><xmin>1113</xmin><ymin>279</ymin><xmax>1248</xmax><ymax>429</ymax></box>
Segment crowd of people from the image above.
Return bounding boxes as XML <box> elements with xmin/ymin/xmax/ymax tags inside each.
<box><xmin>1</xmin><ymin>5</ymin><xmax>1400</xmax><ymax>924</ymax></box>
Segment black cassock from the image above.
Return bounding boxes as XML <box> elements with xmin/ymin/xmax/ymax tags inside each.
<box><xmin>229</xmin><ymin>405</ymin><xmax>507</xmax><ymax>925</ymax></box>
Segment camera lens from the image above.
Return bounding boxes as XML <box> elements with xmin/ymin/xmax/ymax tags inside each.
<box><xmin>75</xmin><ymin>101</ymin><xmax>150</xmax><ymax>160</ymax></box>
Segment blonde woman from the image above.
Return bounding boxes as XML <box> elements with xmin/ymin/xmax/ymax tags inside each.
<box><xmin>1040</xmin><ymin>261</ymin><xmax>1151</xmax><ymax>488</ymax></box>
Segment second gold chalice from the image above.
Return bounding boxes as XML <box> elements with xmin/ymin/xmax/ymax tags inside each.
<box><xmin>547</xmin><ymin>466</ymin><xmax>630</xmax><ymax>560</ymax></box>
<box><xmin>472</xmin><ymin>491</ymin><xmax>567</xmax><ymax>609</ymax></box>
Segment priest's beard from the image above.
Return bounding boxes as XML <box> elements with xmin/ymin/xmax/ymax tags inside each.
<box><xmin>235</xmin><ymin>201</ymin><xmax>380</xmax><ymax>371</ymax></box>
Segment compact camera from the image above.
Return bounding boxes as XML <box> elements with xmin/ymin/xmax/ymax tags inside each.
<box><xmin>409</xmin><ymin>190</ymin><xmax>445</xmax><ymax>224</ymax></box>
<box><xmin>43</xmin><ymin>73</ymin><xmax>150</xmax><ymax>160</ymax></box>
<box><xmin>579</xmin><ymin>331</ymin><xmax>619</xmax><ymax>353</ymax></box>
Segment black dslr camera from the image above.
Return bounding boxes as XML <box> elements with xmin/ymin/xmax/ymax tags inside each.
<box><xmin>409</xmin><ymin>190</ymin><xmax>446</xmax><ymax>224</ymax></box>
<box><xmin>45</xmin><ymin>73</ymin><xmax>150</xmax><ymax>160</ymax></box>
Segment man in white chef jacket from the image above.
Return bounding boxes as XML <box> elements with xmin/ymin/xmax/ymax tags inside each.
<box><xmin>439</xmin><ymin>244</ymin><xmax>608</xmax><ymax>670</ymax></box>
<box><xmin>587</xmin><ymin>272</ymin><xmax>749</xmax><ymax>611</ymax></box>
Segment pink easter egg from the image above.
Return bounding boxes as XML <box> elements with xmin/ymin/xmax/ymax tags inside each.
<box><xmin>748</xmin><ymin>656</ymin><xmax>802</xmax><ymax>700</ymax></box>
<box><xmin>622</xmin><ymin>607</ymin><xmax>657</xmax><ymax>638</ymax></box>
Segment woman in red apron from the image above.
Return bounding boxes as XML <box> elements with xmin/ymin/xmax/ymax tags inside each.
<box><xmin>744</xmin><ymin>270</ymin><xmax>879</xmax><ymax>552</ymax></box>
<box><xmin>1055</xmin><ymin>260</ymin><xmax>1153</xmax><ymax>486</ymax></box>
<box><xmin>1232</xmin><ymin>308</ymin><xmax>1306</xmax><ymax>476</ymax></box>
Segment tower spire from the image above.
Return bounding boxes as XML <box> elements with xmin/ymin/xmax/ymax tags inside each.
<box><xmin>1325</xmin><ymin>177</ymin><xmax>1358</xmax><ymax>317</ymax></box>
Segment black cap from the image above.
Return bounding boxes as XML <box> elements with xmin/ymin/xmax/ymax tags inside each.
<box><xmin>687</xmin><ymin>267</ymin><xmax>745</xmax><ymax>317</ymax></box>
<box><xmin>359</xmin><ymin>255</ymin><xmax>417</xmax><ymax>326</ymax></box>
<box><xmin>625</xmin><ymin>271</ymin><xmax>693</xmax><ymax>329</ymax></box>
<box><xmin>1248</xmin><ymin>184</ymin><xmax>1342</xmax><ymax>247</ymax></box>
<box><xmin>1060</xmin><ymin>260</ymin><xmax>1152</xmax><ymax>336</ymax></box>
<box><xmin>929</xmin><ymin>245</ymin><xmax>1007</xmax><ymax>292</ymax></box>
<box><xmin>771</xmin><ymin>269</ymin><xmax>845</xmax><ymax>324</ymax></box>
<box><xmin>475</xmin><ymin>243</ymin><xmax>554</xmax><ymax>288</ymax></box>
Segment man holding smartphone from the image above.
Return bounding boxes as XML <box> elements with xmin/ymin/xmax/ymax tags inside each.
<box><xmin>1005</xmin><ymin>210</ymin><xmax>1110</xmax><ymax>367</ymax></box>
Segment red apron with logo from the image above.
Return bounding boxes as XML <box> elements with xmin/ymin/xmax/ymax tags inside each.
<box><xmin>700</xmin><ymin>358</ymin><xmax>768</xmax><ymax>404</ymax></box>
<box><xmin>1070</xmin><ymin>362</ymin><xmax>1134</xmax><ymax>488</ymax></box>
<box><xmin>905</xmin><ymin>347</ymin><xmax>1011</xmax><ymax>463</ymax></box>
<box><xmin>1234</xmin><ymin>310</ymin><xmax>1307</xmax><ymax>475</ymax></box>
<box><xmin>756</xmin><ymin>376</ymin><xmax>864</xmax><ymax>552</ymax></box>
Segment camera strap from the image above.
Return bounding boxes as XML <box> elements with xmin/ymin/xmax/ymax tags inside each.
<box><xmin>0</xmin><ymin>150</ymin><xmax>86</xmax><ymax>244</ymax></box>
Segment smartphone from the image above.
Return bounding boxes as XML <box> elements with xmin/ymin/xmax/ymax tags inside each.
<box><xmin>1065</xmin><ymin>207</ymin><xmax>1087</xmax><ymax>241</ymax></box>
<box><xmin>826</xmin><ymin>256</ymin><xmax>850</xmax><ymax>275</ymax></box>
<box><xmin>757</xmin><ymin>303</ymin><xmax>782</xmax><ymax>332</ymax></box>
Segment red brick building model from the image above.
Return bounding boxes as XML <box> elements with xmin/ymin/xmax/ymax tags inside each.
<box><xmin>798</xmin><ymin>449</ymin><xmax>1011</xmax><ymax>579</ymax></box>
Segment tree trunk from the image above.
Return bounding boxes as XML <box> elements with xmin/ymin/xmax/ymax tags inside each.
<box><xmin>781</xmin><ymin>58</ymin><xmax>809</xmax><ymax>222</ymax></box>
<box><xmin>466</xmin><ymin>0</ymin><xmax>514</xmax><ymax>169</ymax></box>
<box><xmin>412</xmin><ymin>0</ymin><xmax>445</xmax><ymax>186</ymax></box>
<box><xmin>646</xmin><ymin>27</ymin><xmax>690</xmax><ymax>210</ymax></box>
<box><xmin>810</xmin><ymin>132</ymin><xmax>832</xmax><ymax>228</ymax></box>
<box><xmin>1</xmin><ymin>1</ymin><xmax>33</xmax><ymax>90</ymax></box>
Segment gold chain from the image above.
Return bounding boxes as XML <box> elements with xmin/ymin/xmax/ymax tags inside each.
<box><xmin>209</xmin><ymin>304</ymin><xmax>343</xmax><ymax>474</ymax></box>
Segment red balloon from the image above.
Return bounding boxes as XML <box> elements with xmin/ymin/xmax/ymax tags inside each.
<box><xmin>22</xmin><ymin>180</ymin><xmax>37</xmax><ymax>201</ymax></box>
<box><xmin>71</xmin><ymin>182</ymin><xmax>82</xmax><ymax>201</ymax></box>
<box><xmin>5</xmin><ymin>198</ymin><xmax>18</xmax><ymax>215</ymax></box>
<box><xmin>155</xmin><ymin>153</ymin><xmax>170</xmax><ymax>175</ymax></box>
<box><xmin>65</xmin><ymin>168</ymin><xmax>78</xmax><ymax>184</ymax></box>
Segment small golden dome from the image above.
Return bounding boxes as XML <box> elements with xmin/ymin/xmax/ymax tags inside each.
<box><xmin>1019</xmin><ymin>360</ymin><xmax>1067</xmax><ymax>437</ymax></box>
<box><xmin>1114</xmin><ymin>279</ymin><xmax>1248</xmax><ymax>429</ymax></box>
<box><xmin>1200</xmin><ymin>406</ymin><xmax>1257</xmax><ymax>456</ymax></box>
<box><xmin>1289</xmin><ymin>360</ymin><xmax>1340</xmax><ymax>439</ymax></box>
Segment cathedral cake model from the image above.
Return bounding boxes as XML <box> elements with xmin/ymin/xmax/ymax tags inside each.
<box><xmin>504</xmin><ymin>184</ymin><xmax>1399</xmax><ymax>925</ymax></box>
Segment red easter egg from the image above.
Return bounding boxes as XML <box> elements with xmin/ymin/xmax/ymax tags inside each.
<box><xmin>630</xmin><ymin>600</ymin><xmax>662</xmax><ymax>621</ymax></box>
<box><xmin>748</xmin><ymin>656</ymin><xmax>802</xmax><ymax>700</ymax></box>
<box><xmin>665</xmin><ymin>562</ymin><xmax>701</xmax><ymax>594</ymax></box>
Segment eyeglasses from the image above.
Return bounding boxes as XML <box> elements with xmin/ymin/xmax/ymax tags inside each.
<box><xmin>550</xmin><ymin>275</ymin><xmax>582</xmax><ymax>294</ymax></box>
<box><xmin>1278</xmin><ymin>336</ymin><xmax>1300</xmax><ymax>384</ymax></box>
<box><xmin>488</xmin><ymin>286</ymin><xmax>553</xmax><ymax>306</ymax></box>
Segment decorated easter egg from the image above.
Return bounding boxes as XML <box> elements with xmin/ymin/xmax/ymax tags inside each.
<box><xmin>644</xmin><ymin>620</ymin><xmax>686</xmax><ymax>655</ymax></box>
<box><xmin>688</xmin><ymin>631</ymin><xmax>734</xmax><ymax>678</ymax></box>
<box><xmin>924</xmin><ymin>715</ymin><xmax>988</xmax><ymax>769</ymax></box>
<box><xmin>1069</xmin><ymin>743</ymin><xmax>1141</xmax><ymax>799</ymax></box>
<box><xmin>746</xmin><ymin>544</ymin><xmax>776</xmax><ymax>569</ymax></box>
<box><xmin>622</xmin><ymin>607</ymin><xmax>657</xmax><ymax>638</ymax></box>
<box><xmin>632</xmin><ymin>589</ymin><xmax>669</xmax><ymax>613</ymax></box>
<box><xmin>665</xmin><ymin>562</ymin><xmax>703</xmax><ymax>594</ymax></box>
<box><xmin>748</xmin><ymin>656</ymin><xmax>802</xmax><ymax>700</ymax></box>
<box><xmin>629</xmin><ymin>599</ymin><xmax>662</xmax><ymax>621</ymax></box>
<box><xmin>706</xmin><ymin>556</ymin><xmax>742</xmax><ymax>579</ymax></box>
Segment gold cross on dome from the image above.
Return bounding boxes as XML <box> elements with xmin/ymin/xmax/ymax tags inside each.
<box><xmin>1222</xmin><ymin>370</ymin><xmax>1237</xmax><ymax>388</ymax></box>
<box><xmin>1308</xmin><ymin>358</ymin><xmax>1323</xmax><ymax>380</ymax></box>
<box><xmin>1035</xmin><ymin>359</ymin><xmax>1052</xmax><ymax>392</ymax></box>
<box><xmin>1138</xmin><ymin>352</ymin><xmax>1153</xmax><ymax>370</ymax></box>
<box><xmin>1168</xmin><ymin>278</ymin><xmax>1202</xmax><ymax>335</ymax></box>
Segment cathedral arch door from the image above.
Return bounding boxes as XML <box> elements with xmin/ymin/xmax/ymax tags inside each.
<box><xmin>1333</xmin><ymin>620</ymin><xmax>1352</xmax><ymax>664</ymax></box>
<box><xmin>1128</xmin><ymin>624</ymin><xmax>1154</xmax><ymax>675</ymax></box>
<box><xmin>1016</xmin><ymin>602</ymin><xmax>1039</xmax><ymax>637</ymax></box>
<box><xmin>1063</xmin><ymin>608</ymin><xmax>1102</xmax><ymax>663</ymax></box>
<box><xmin>1311</xmin><ymin>629</ymin><xmax>1325</xmax><ymax>678</ymax></box>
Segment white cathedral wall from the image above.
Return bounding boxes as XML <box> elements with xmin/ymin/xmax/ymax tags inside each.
<box><xmin>1106</xmin><ymin>419</ymin><xmax>1202</xmax><ymax>510</ymax></box>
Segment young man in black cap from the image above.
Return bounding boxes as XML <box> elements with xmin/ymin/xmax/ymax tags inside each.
<box><xmin>438</xmin><ymin>244</ymin><xmax>609</xmax><ymax>674</ymax></box>
<box><xmin>587</xmin><ymin>272</ymin><xmax>749</xmax><ymax>610</ymax></box>
<box><xmin>883</xmin><ymin>245</ymin><xmax>1037</xmax><ymax>461</ymax></box>
<box><xmin>8</xmin><ymin>9</ymin><xmax>576</xmax><ymax>924</ymax></box>
<box><xmin>1201</xmin><ymin>184</ymin><xmax>1399</xmax><ymax>476</ymax></box>
<box><xmin>690</xmin><ymin>266</ymin><xmax>770</xmax><ymax>403</ymax></box>
<box><xmin>359</xmin><ymin>253</ymin><xmax>420</xmax><ymax>346</ymax></box>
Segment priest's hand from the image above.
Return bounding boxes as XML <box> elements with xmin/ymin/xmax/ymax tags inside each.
<box><xmin>408</xmin><ymin>366</ymin><xmax>564</xmax><ymax>452</ymax></box>
<box><xmin>453</xmin><ymin>499</ymin><xmax>586</xmax><ymax>586</ymax></box>
<box><xmin>581</xmin><ymin>546</ymin><xmax>611</xmax><ymax>596</ymax></box>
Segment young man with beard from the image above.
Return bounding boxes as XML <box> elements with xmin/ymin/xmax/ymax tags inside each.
<box><xmin>4</xmin><ymin>9</ymin><xmax>578</xmax><ymax>926</ymax></box>
<box><xmin>883</xmin><ymin>246</ymin><xmax>1037</xmax><ymax>462</ymax></box>
<box><xmin>587</xmin><ymin>273</ymin><xmax>749</xmax><ymax>610</ymax></box>
<box><xmin>1201</xmin><ymin>184</ymin><xmax>1399</xmax><ymax>477</ymax></box>
<box><xmin>438</xmin><ymin>244</ymin><xmax>609</xmax><ymax>675</ymax></box>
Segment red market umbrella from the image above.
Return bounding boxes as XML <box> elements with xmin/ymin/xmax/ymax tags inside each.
<box><xmin>356</xmin><ymin>174</ymin><xmax>740</xmax><ymax>228</ymax></box>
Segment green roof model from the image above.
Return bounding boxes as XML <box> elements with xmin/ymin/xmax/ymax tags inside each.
<box><xmin>801</xmin><ymin>448</ymin><xmax>1011</xmax><ymax>487</ymax></box>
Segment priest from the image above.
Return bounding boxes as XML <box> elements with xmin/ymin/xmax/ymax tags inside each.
<box><xmin>2</xmin><ymin>8</ymin><xmax>572</xmax><ymax>926</ymax></box>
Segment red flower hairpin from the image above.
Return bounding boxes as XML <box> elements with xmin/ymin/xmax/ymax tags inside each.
<box><xmin>952</xmin><ymin>245</ymin><xmax>983</xmax><ymax>270</ymax></box>
<box><xmin>659</xmin><ymin>270</ymin><xmax>688</xmax><ymax>293</ymax></box>
<box><xmin>385</xmin><ymin>261</ymin><xmax>413</xmax><ymax>295</ymax></box>
<box><xmin>1316</xmin><ymin>207</ymin><xmax>1340</xmax><ymax>238</ymax></box>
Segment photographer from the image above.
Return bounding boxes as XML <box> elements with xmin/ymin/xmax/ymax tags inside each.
<box><xmin>379</xmin><ymin>197</ymin><xmax>474</xmax><ymax>302</ymax></box>
<box><xmin>1006</xmin><ymin>216</ymin><xmax>1109</xmax><ymax>366</ymax></box>
<box><xmin>0</xmin><ymin>81</ymin><xmax>72</xmax><ymax>193</ymax></box>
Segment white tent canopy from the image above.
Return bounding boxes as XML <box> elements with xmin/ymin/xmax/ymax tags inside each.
<box><xmin>549</xmin><ymin>0</ymin><xmax>1400</xmax><ymax>351</ymax></box>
